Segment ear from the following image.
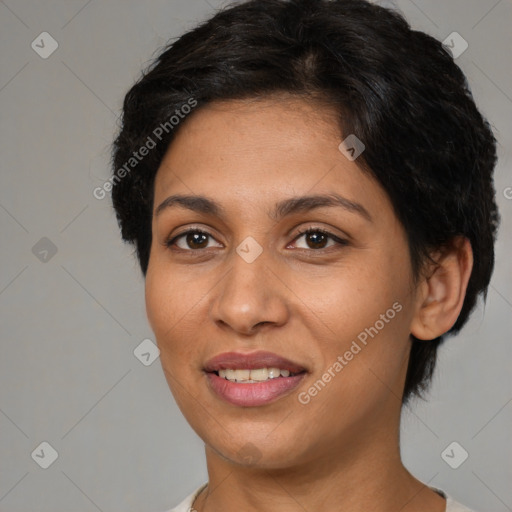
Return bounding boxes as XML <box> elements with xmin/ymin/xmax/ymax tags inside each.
<box><xmin>411</xmin><ymin>237</ymin><xmax>473</xmax><ymax>341</ymax></box>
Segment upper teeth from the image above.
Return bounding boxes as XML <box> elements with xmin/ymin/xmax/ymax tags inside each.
<box><xmin>218</xmin><ymin>368</ymin><xmax>291</xmax><ymax>382</ymax></box>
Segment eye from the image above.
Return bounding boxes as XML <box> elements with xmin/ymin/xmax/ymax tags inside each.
<box><xmin>165</xmin><ymin>227</ymin><xmax>347</xmax><ymax>252</ymax></box>
<box><xmin>166</xmin><ymin>229</ymin><xmax>222</xmax><ymax>251</ymax></box>
<box><xmin>291</xmin><ymin>228</ymin><xmax>347</xmax><ymax>250</ymax></box>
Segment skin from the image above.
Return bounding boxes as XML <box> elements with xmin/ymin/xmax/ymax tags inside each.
<box><xmin>145</xmin><ymin>96</ymin><xmax>473</xmax><ymax>512</ymax></box>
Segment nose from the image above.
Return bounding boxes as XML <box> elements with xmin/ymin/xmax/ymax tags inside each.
<box><xmin>210</xmin><ymin>249</ymin><xmax>290</xmax><ymax>336</ymax></box>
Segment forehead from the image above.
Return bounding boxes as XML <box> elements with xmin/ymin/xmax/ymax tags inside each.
<box><xmin>153</xmin><ymin>97</ymin><xmax>390</xmax><ymax>220</ymax></box>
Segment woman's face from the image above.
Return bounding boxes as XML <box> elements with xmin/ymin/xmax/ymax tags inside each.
<box><xmin>146</xmin><ymin>97</ymin><xmax>420</xmax><ymax>468</ymax></box>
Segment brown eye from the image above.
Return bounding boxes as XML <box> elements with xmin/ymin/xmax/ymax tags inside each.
<box><xmin>292</xmin><ymin>228</ymin><xmax>347</xmax><ymax>251</ymax></box>
<box><xmin>184</xmin><ymin>232</ymin><xmax>209</xmax><ymax>249</ymax></box>
<box><xmin>304</xmin><ymin>231</ymin><xmax>329</xmax><ymax>249</ymax></box>
<box><xmin>166</xmin><ymin>230</ymin><xmax>222</xmax><ymax>251</ymax></box>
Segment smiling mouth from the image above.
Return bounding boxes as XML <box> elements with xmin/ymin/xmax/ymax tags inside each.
<box><xmin>213</xmin><ymin>367</ymin><xmax>304</xmax><ymax>383</ymax></box>
<box><xmin>203</xmin><ymin>350</ymin><xmax>308</xmax><ymax>406</ymax></box>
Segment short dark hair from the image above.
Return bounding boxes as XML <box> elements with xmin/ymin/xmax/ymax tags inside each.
<box><xmin>111</xmin><ymin>0</ymin><xmax>499</xmax><ymax>403</ymax></box>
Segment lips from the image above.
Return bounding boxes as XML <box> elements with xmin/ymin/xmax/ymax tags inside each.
<box><xmin>203</xmin><ymin>351</ymin><xmax>307</xmax><ymax>407</ymax></box>
<box><xmin>203</xmin><ymin>351</ymin><xmax>306</xmax><ymax>373</ymax></box>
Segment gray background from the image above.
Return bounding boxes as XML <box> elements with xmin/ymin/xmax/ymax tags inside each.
<box><xmin>0</xmin><ymin>0</ymin><xmax>511</xmax><ymax>511</ymax></box>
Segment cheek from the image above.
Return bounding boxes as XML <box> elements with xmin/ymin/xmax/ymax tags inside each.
<box><xmin>145</xmin><ymin>249</ymin><xmax>198</xmax><ymax>332</ymax></box>
<box><xmin>145</xmin><ymin>256</ymin><xmax>193</xmax><ymax>353</ymax></box>
<box><xmin>144</xmin><ymin>253</ymin><xmax>214</xmax><ymax>377</ymax></box>
<box><xmin>145</xmin><ymin>262</ymin><xmax>173</xmax><ymax>338</ymax></box>
<box><xmin>145</xmin><ymin>263</ymin><xmax>201</xmax><ymax>404</ymax></box>
<box><xmin>303</xmin><ymin>250</ymin><xmax>413</xmax><ymax>388</ymax></box>
<box><xmin>294</xmin><ymin>256</ymin><xmax>403</xmax><ymax>333</ymax></box>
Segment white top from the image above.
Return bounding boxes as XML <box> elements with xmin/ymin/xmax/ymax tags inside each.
<box><xmin>162</xmin><ymin>483</ymin><xmax>477</xmax><ymax>512</ymax></box>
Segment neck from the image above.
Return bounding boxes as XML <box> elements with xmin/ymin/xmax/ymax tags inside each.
<box><xmin>193</xmin><ymin>418</ymin><xmax>445</xmax><ymax>512</ymax></box>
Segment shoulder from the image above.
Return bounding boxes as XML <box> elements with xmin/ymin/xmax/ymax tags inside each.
<box><xmin>445</xmin><ymin>496</ymin><xmax>478</xmax><ymax>511</ymax></box>
<box><xmin>431</xmin><ymin>487</ymin><xmax>477</xmax><ymax>512</ymax></box>
<box><xmin>159</xmin><ymin>483</ymin><xmax>207</xmax><ymax>512</ymax></box>
<box><xmin>160</xmin><ymin>484</ymin><xmax>479</xmax><ymax>512</ymax></box>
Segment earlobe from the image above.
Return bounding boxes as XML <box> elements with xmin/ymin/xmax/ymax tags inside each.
<box><xmin>410</xmin><ymin>237</ymin><xmax>473</xmax><ymax>341</ymax></box>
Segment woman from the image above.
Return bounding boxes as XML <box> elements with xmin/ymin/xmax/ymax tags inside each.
<box><xmin>111</xmin><ymin>1</ymin><xmax>499</xmax><ymax>510</ymax></box>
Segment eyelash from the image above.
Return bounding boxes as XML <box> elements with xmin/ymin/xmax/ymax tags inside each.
<box><xmin>165</xmin><ymin>227</ymin><xmax>348</xmax><ymax>252</ymax></box>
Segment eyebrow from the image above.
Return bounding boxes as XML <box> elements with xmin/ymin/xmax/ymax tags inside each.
<box><xmin>155</xmin><ymin>193</ymin><xmax>372</xmax><ymax>222</ymax></box>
